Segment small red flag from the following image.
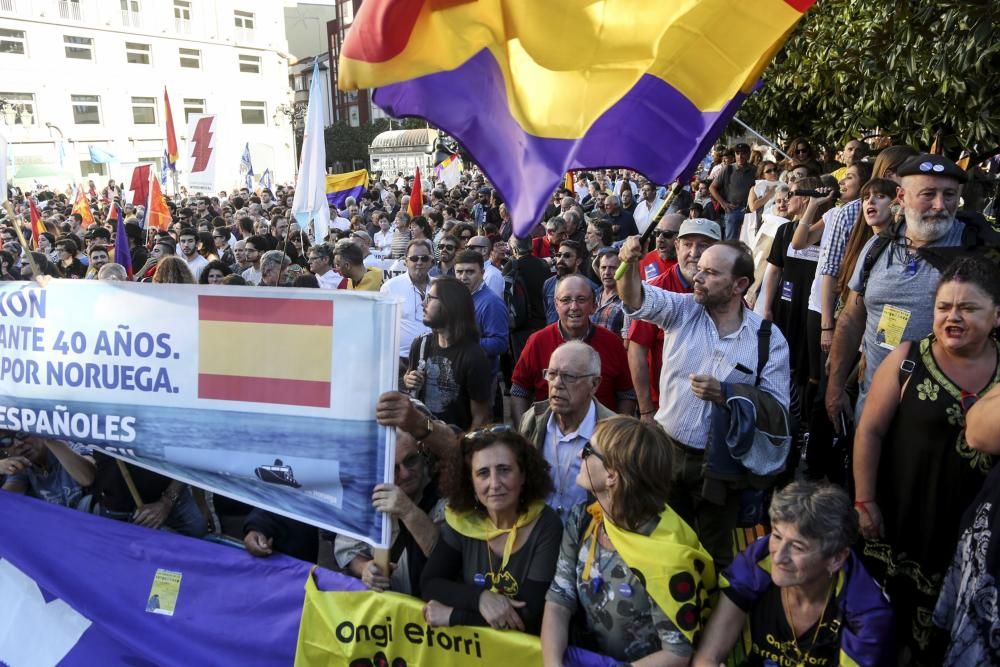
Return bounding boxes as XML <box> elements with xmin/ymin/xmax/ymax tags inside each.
<box><xmin>408</xmin><ymin>167</ymin><xmax>422</xmax><ymax>218</ymax></box>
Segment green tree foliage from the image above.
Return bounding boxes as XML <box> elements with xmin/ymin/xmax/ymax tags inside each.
<box><xmin>323</xmin><ymin>117</ymin><xmax>428</xmax><ymax>168</ymax></box>
<box><xmin>736</xmin><ymin>0</ymin><xmax>998</xmax><ymax>157</ymax></box>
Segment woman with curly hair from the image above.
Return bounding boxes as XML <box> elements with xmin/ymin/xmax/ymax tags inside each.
<box><xmin>421</xmin><ymin>426</ymin><xmax>559</xmax><ymax>635</ymax></box>
<box><xmin>198</xmin><ymin>259</ymin><xmax>232</xmax><ymax>285</ymax></box>
<box><xmin>152</xmin><ymin>256</ymin><xmax>195</xmax><ymax>284</ymax></box>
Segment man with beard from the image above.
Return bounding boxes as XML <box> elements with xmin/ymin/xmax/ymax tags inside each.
<box><xmin>542</xmin><ymin>240</ymin><xmax>598</xmax><ymax>324</ymax></box>
<box><xmin>85</xmin><ymin>244</ymin><xmax>110</xmax><ymax>279</ymax></box>
<box><xmin>430</xmin><ymin>234</ymin><xmax>459</xmax><ymax>278</ymax></box>
<box><xmin>826</xmin><ymin>154</ymin><xmax>971</xmax><ymax>425</ymax></box>
<box><xmin>402</xmin><ymin>277</ymin><xmax>492</xmax><ymax>430</ymax></box>
<box><xmin>618</xmin><ymin>237</ymin><xmax>790</xmax><ymax>566</ymax></box>
<box><xmin>627</xmin><ymin>218</ymin><xmax>720</xmax><ymax>421</ymax></box>
<box><xmin>177</xmin><ymin>227</ymin><xmax>209</xmax><ymax>281</ymax></box>
<box><xmin>638</xmin><ymin>213</ymin><xmax>684</xmax><ymax>281</ymax></box>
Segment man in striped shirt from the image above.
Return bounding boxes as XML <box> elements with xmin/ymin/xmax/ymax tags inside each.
<box><xmin>618</xmin><ymin>236</ymin><xmax>790</xmax><ymax>566</ymax></box>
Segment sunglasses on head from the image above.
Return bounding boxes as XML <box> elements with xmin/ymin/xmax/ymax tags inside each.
<box><xmin>462</xmin><ymin>424</ymin><xmax>514</xmax><ymax>447</ymax></box>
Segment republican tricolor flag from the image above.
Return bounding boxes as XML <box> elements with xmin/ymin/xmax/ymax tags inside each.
<box><xmin>338</xmin><ymin>0</ymin><xmax>815</xmax><ymax>237</ymax></box>
<box><xmin>197</xmin><ymin>296</ymin><xmax>333</xmax><ymax>408</ymax></box>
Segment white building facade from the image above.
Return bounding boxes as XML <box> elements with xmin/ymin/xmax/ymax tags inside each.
<box><xmin>0</xmin><ymin>0</ymin><xmax>297</xmax><ymax>192</ymax></box>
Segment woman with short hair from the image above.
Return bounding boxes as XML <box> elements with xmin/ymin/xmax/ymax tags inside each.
<box><xmin>694</xmin><ymin>481</ymin><xmax>894</xmax><ymax>667</ymax></box>
<box><xmin>542</xmin><ymin>416</ymin><xmax>715</xmax><ymax>666</ymax></box>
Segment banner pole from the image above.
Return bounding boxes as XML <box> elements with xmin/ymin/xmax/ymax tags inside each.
<box><xmin>373</xmin><ymin>549</ymin><xmax>390</xmax><ymax>578</ymax></box>
<box><xmin>116</xmin><ymin>460</ymin><xmax>145</xmax><ymax>509</ymax></box>
<box><xmin>732</xmin><ymin>116</ymin><xmax>791</xmax><ymax>161</ymax></box>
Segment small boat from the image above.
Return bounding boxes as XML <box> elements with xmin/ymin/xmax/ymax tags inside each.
<box><xmin>254</xmin><ymin>459</ymin><xmax>302</xmax><ymax>488</ymax></box>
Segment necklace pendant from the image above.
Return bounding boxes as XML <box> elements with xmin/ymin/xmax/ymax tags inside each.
<box><xmin>473</xmin><ymin>572</ymin><xmax>487</xmax><ymax>587</ymax></box>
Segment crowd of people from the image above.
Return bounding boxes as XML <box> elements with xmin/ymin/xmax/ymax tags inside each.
<box><xmin>1</xmin><ymin>134</ymin><xmax>999</xmax><ymax>666</ymax></box>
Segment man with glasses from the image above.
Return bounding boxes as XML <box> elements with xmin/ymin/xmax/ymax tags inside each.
<box><xmin>212</xmin><ymin>228</ymin><xmax>234</xmax><ymax>266</ymax></box>
<box><xmin>430</xmin><ymin>234</ymin><xmax>459</xmax><ymax>278</ymax></box>
<box><xmin>516</xmin><ymin>341</ymin><xmax>615</xmax><ymax>521</ymax></box>
<box><xmin>511</xmin><ymin>275</ymin><xmax>635</xmax><ymax>424</ymax></box>
<box><xmin>464</xmin><ymin>235</ymin><xmax>505</xmax><ymax>299</ymax></box>
<box><xmin>543</xmin><ymin>240</ymin><xmax>598</xmax><ymax>325</ymax></box>
<box><xmin>240</xmin><ymin>235</ymin><xmax>267</xmax><ymax>285</ymax></box>
<box><xmin>633</xmin><ymin>182</ymin><xmax>664</xmax><ymax>235</ymax></box>
<box><xmin>710</xmin><ymin>142</ymin><xmax>757</xmax><ymax>240</ymax></box>
<box><xmin>307</xmin><ymin>242</ymin><xmax>346</xmax><ymax>290</ymax></box>
<box><xmin>639</xmin><ymin>213</ymin><xmax>684</xmax><ymax>281</ymax></box>
<box><xmin>626</xmin><ymin>218</ymin><xmax>720</xmax><ymax>424</ymax></box>
<box><xmin>381</xmin><ymin>239</ymin><xmax>434</xmax><ymax>364</ymax></box>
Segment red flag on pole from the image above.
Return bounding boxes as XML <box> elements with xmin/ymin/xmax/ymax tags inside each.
<box><xmin>164</xmin><ymin>88</ymin><xmax>178</xmax><ymax>168</ymax></box>
<box><xmin>408</xmin><ymin>167</ymin><xmax>422</xmax><ymax>218</ymax></box>
<box><xmin>146</xmin><ymin>166</ymin><xmax>172</xmax><ymax>231</ymax></box>
<box><xmin>71</xmin><ymin>187</ymin><xmax>96</xmax><ymax>229</ymax></box>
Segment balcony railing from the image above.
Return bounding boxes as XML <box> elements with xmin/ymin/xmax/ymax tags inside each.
<box><xmin>58</xmin><ymin>0</ymin><xmax>83</xmax><ymax>20</ymax></box>
<box><xmin>121</xmin><ymin>9</ymin><xmax>141</xmax><ymax>28</ymax></box>
<box><xmin>0</xmin><ymin>0</ymin><xmax>16</xmax><ymax>13</ymax></box>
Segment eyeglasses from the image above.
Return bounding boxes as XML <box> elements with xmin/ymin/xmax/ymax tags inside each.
<box><xmin>654</xmin><ymin>230</ymin><xmax>677</xmax><ymax>239</ymax></box>
<box><xmin>462</xmin><ymin>424</ymin><xmax>514</xmax><ymax>447</ymax></box>
<box><xmin>306</xmin><ymin>255</ymin><xmax>324</xmax><ymax>262</ymax></box>
<box><xmin>407</xmin><ymin>255</ymin><xmax>431</xmax><ymax>263</ymax></box>
<box><xmin>555</xmin><ymin>296</ymin><xmax>591</xmax><ymax>306</ymax></box>
<box><xmin>581</xmin><ymin>441</ymin><xmax>607</xmax><ymax>464</ymax></box>
<box><xmin>437</xmin><ymin>244</ymin><xmax>456</xmax><ymax>251</ymax></box>
<box><xmin>542</xmin><ymin>368</ymin><xmax>596</xmax><ymax>384</ymax></box>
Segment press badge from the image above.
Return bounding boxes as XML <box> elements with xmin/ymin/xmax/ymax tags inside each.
<box><xmin>875</xmin><ymin>305</ymin><xmax>911</xmax><ymax>350</ymax></box>
<box><xmin>780</xmin><ymin>281</ymin><xmax>793</xmax><ymax>302</ymax></box>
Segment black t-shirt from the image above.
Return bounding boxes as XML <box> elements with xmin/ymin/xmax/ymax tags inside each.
<box><xmin>407</xmin><ymin>334</ymin><xmax>491</xmax><ymax>430</ymax></box>
<box><xmin>733</xmin><ymin>584</ymin><xmax>840</xmax><ymax>667</ymax></box>
<box><xmin>510</xmin><ymin>256</ymin><xmax>550</xmax><ymax>331</ymax></box>
<box><xmin>92</xmin><ymin>452</ymin><xmax>173</xmax><ymax>512</ymax></box>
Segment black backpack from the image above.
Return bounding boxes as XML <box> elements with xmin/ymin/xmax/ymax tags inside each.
<box><xmin>503</xmin><ymin>258</ymin><xmax>530</xmax><ymax>330</ymax></box>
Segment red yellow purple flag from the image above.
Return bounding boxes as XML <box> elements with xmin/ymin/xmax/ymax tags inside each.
<box><xmin>338</xmin><ymin>0</ymin><xmax>815</xmax><ymax>236</ymax></box>
<box><xmin>28</xmin><ymin>198</ymin><xmax>44</xmax><ymax>249</ymax></box>
<box><xmin>197</xmin><ymin>295</ymin><xmax>333</xmax><ymax>408</ymax></box>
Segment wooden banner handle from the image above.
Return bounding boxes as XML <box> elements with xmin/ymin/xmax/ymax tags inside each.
<box><xmin>116</xmin><ymin>459</ymin><xmax>145</xmax><ymax>510</ymax></box>
<box><xmin>373</xmin><ymin>548</ymin><xmax>390</xmax><ymax>577</ymax></box>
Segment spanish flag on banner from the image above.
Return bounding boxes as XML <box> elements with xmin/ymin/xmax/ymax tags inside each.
<box><xmin>198</xmin><ymin>296</ymin><xmax>333</xmax><ymax>408</ymax></box>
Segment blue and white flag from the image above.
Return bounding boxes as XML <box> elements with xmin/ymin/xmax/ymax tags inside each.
<box><xmin>160</xmin><ymin>150</ymin><xmax>170</xmax><ymax>187</ymax></box>
<box><xmin>240</xmin><ymin>142</ymin><xmax>254</xmax><ymax>192</ymax></box>
<box><xmin>88</xmin><ymin>145</ymin><xmax>116</xmax><ymax>164</ymax></box>
<box><xmin>259</xmin><ymin>168</ymin><xmax>273</xmax><ymax>195</ymax></box>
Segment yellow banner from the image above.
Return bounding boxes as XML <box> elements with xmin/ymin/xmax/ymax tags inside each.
<box><xmin>295</xmin><ymin>574</ymin><xmax>543</xmax><ymax>666</ymax></box>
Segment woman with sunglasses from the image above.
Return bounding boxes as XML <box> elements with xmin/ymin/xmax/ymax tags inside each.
<box><xmin>541</xmin><ymin>416</ymin><xmax>715</xmax><ymax>666</ymax></box>
<box><xmin>747</xmin><ymin>160</ymin><xmax>781</xmax><ymax>218</ymax></box>
<box><xmin>853</xmin><ymin>256</ymin><xmax>1000</xmax><ymax>663</ymax></box>
<box><xmin>421</xmin><ymin>426</ymin><xmax>560</xmax><ymax>635</ymax></box>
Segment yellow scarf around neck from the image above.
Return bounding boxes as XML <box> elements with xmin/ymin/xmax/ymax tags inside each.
<box><xmin>445</xmin><ymin>500</ymin><xmax>545</xmax><ymax>574</ymax></box>
<box><xmin>581</xmin><ymin>501</ymin><xmax>717</xmax><ymax>644</ymax></box>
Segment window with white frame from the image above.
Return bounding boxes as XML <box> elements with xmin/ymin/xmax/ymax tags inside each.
<box><xmin>120</xmin><ymin>0</ymin><xmax>141</xmax><ymax>27</ymax></box>
<box><xmin>0</xmin><ymin>92</ymin><xmax>36</xmax><ymax>125</ymax></box>
<box><xmin>131</xmin><ymin>96</ymin><xmax>156</xmax><ymax>124</ymax></box>
<box><xmin>179</xmin><ymin>47</ymin><xmax>200</xmax><ymax>68</ymax></box>
<box><xmin>234</xmin><ymin>10</ymin><xmax>254</xmax><ymax>29</ymax></box>
<box><xmin>174</xmin><ymin>0</ymin><xmax>191</xmax><ymax>33</ymax></box>
<box><xmin>238</xmin><ymin>54</ymin><xmax>260</xmax><ymax>73</ymax></box>
<box><xmin>125</xmin><ymin>42</ymin><xmax>150</xmax><ymax>64</ymax></box>
<box><xmin>0</xmin><ymin>28</ymin><xmax>26</xmax><ymax>55</ymax></box>
<box><xmin>64</xmin><ymin>35</ymin><xmax>94</xmax><ymax>60</ymax></box>
<box><xmin>183</xmin><ymin>97</ymin><xmax>205</xmax><ymax>122</ymax></box>
<box><xmin>240</xmin><ymin>100</ymin><xmax>265</xmax><ymax>125</ymax></box>
<box><xmin>71</xmin><ymin>94</ymin><xmax>101</xmax><ymax>124</ymax></box>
